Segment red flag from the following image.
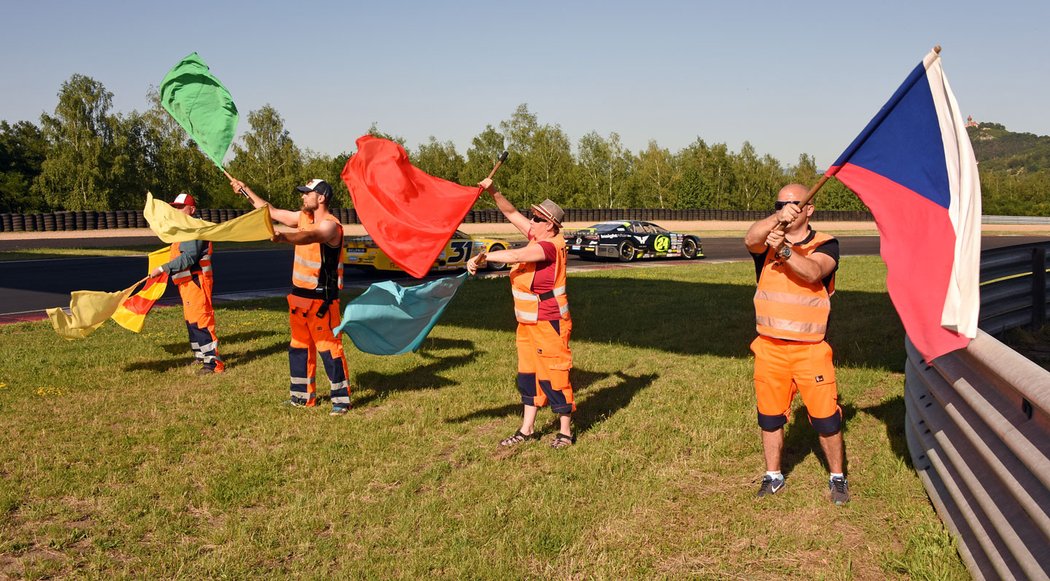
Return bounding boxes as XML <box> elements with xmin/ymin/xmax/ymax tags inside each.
<box><xmin>341</xmin><ymin>135</ymin><xmax>481</xmax><ymax>278</ymax></box>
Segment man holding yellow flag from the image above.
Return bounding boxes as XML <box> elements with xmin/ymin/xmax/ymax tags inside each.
<box><xmin>150</xmin><ymin>193</ymin><xmax>225</xmax><ymax>375</ymax></box>
<box><xmin>230</xmin><ymin>178</ymin><xmax>351</xmax><ymax>415</ymax></box>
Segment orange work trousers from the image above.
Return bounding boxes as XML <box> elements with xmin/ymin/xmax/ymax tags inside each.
<box><xmin>288</xmin><ymin>294</ymin><xmax>350</xmax><ymax>406</ymax></box>
<box><xmin>177</xmin><ymin>275</ymin><xmax>223</xmax><ymax>372</ymax></box>
<box><xmin>516</xmin><ymin>318</ymin><xmax>574</xmax><ymax>414</ymax></box>
<box><xmin>751</xmin><ymin>335</ymin><xmax>841</xmax><ymax>434</ymax></box>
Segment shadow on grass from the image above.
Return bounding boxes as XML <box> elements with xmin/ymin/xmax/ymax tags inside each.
<box><xmin>779</xmin><ymin>403</ymin><xmax>858</xmax><ymax>479</ymax></box>
<box><xmin>191</xmin><ymin>268</ymin><xmax>905</xmax><ymax>371</ymax></box>
<box><xmin>125</xmin><ymin>338</ymin><xmax>288</xmax><ymax>373</ymax></box>
<box><xmin>857</xmin><ymin>395</ymin><xmax>913</xmax><ymax>468</ymax></box>
<box><xmin>353</xmin><ymin>339</ymin><xmax>479</xmax><ymax>408</ymax></box>
<box><xmin>444</xmin><ymin>368</ymin><xmax>657</xmax><ymax>437</ymax></box>
<box><xmin>439</xmin><ymin>275</ymin><xmax>905</xmax><ymax>372</ymax></box>
<box><xmin>158</xmin><ymin>330</ymin><xmax>279</xmax><ymax>356</ymax></box>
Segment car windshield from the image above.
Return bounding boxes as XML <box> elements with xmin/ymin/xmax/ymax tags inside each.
<box><xmin>452</xmin><ymin>230</ymin><xmax>468</xmax><ymax>239</ymax></box>
<box><xmin>589</xmin><ymin>222</ymin><xmax>626</xmax><ymax>233</ymax></box>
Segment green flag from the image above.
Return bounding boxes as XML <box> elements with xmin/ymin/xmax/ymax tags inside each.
<box><xmin>159</xmin><ymin>52</ymin><xmax>238</xmax><ymax>169</ymax></box>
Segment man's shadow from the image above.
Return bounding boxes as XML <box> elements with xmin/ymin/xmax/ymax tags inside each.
<box><xmin>445</xmin><ymin>368</ymin><xmax>657</xmax><ymax>437</ymax></box>
<box><xmin>858</xmin><ymin>395</ymin><xmax>912</xmax><ymax>467</ymax></box>
<box><xmin>124</xmin><ymin>330</ymin><xmax>282</xmax><ymax>372</ymax></box>
<box><xmin>780</xmin><ymin>402</ymin><xmax>857</xmax><ymax>479</ymax></box>
<box><xmin>353</xmin><ymin>338</ymin><xmax>478</xmax><ymax>407</ymax></box>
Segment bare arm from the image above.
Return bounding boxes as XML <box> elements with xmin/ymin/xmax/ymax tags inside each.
<box><xmin>479</xmin><ymin>178</ymin><xmax>530</xmax><ymax>237</ymax></box>
<box><xmin>230</xmin><ymin>178</ymin><xmax>300</xmax><ymax>227</ymax></box>
<box><xmin>273</xmin><ymin>219</ymin><xmax>340</xmax><ymax>247</ymax></box>
<box><xmin>780</xmin><ymin>251</ymin><xmax>836</xmax><ymax>285</ymax></box>
<box><xmin>466</xmin><ymin>243</ymin><xmax>548</xmax><ymax>275</ymax></box>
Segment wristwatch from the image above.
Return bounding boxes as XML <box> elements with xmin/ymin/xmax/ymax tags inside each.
<box><xmin>777</xmin><ymin>245</ymin><xmax>792</xmax><ymax>260</ymax></box>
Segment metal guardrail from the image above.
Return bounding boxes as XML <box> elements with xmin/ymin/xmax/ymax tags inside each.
<box><xmin>984</xmin><ymin>215</ymin><xmax>1050</xmax><ymax>226</ymax></box>
<box><xmin>979</xmin><ymin>242</ymin><xmax>1050</xmax><ymax>334</ymax></box>
<box><xmin>905</xmin><ymin>243</ymin><xmax>1050</xmax><ymax>580</ymax></box>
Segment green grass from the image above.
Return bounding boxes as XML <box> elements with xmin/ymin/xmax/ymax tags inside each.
<box><xmin>0</xmin><ymin>257</ymin><xmax>966</xmax><ymax>579</ymax></box>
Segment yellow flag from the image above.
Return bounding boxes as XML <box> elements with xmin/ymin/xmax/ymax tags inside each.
<box><xmin>111</xmin><ymin>248</ymin><xmax>170</xmax><ymax>333</ymax></box>
<box><xmin>143</xmin><ymin>191</ymin><xmax>274</xmax><ymax>242</ymax></box>
<box><xmin>47</xmin><ymin>281</ymin><xmax>142</xmax><ymax>340</ymax></box>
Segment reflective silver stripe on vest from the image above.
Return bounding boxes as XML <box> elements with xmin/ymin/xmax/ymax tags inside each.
<box><xmin>293</xmin><ymin>271</ymin><xmax>319</xmax><ymax>285</ymax></box>
<box><xmin>294</xmin><ymin>255</ymin><xmax>322</xmax><ymax>269</ymax></box>
<box><xmin>515</xmin><ymin>309</ymin><xmax>538</xmax><ymax>322</ymax></box>
<box><xmin>512</xmin><ymin>285</ymin><xmax>567</xmax><ymax>302</ymax></box>
<box><xmin>755</xmin><ymin>315</ymin><xmax>827</xmax><ymax>336</ymax></box>
<box><xmin>200</xmin><ymin>265</ymin><xmax>212</xmax><ymax>273</ymax></box>
<box><xmin>753</xmin><ymin>289</ymin><xmax>830</xmax><ymax>309</ymax></box>
<box><xmin>558</xmin><ymin>303</ymin><xmax>570</xmax><ymax>317</ymax></box>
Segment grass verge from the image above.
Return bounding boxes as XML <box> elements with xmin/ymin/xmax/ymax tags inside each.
<box><xmin>0</xmin><ymin>257</ymin><xmax>965</xmax><ymax>578</ymax></box>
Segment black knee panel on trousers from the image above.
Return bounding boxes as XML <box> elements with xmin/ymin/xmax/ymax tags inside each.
<box><xmin>809</xmin><ymin>409</ymin><xmax>843</xmax><ymax>435</ymax></box>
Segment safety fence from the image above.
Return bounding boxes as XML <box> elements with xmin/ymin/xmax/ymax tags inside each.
<box><xmin>905</xmin><ymin>244</ymin><xmax>1050</xmax><ymax>580</ymax></box>
<box><xmin>0</xmin><ymin>208</ymin><xmax>876</xmax><ymax>232</ymax></box>
<box><xmin>979</xmin><ymin>242</ymin><xmax>1050</xmax><ymax>335</ymax></box>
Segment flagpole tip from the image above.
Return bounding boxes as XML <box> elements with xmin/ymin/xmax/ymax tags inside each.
<box><xmin>933</xmin><ymin>45</ymin><xmax>941</xmax><ymax>54</ymax></box>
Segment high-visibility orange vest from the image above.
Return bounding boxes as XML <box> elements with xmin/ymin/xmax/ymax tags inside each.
<box><xmin>753</xmin><ymin>232</ymin><xmax>836</xmax><ymax>342</ymax></box>
<box><xmin>510</xmin><ymin>236</ymin><xmax>570</xmax><ymax>324</ymax></box>
<box><xmin>292</xmin><ymin>213</ymin><xmax>344</xmax><ymax>300</ymax></box>
<box><xmin>169</xmin><ymin>241</ymin><xmax>213</xmax><ymax>286</ymax></box>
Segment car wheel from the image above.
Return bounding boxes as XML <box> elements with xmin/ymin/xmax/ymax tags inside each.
<box><xmin>617</xmin><ymin>240</ymin><xmax>636</xmax><ymax>262</ymax></box>
<box><xmin>485</xmin><ymin>244</ymin><xmax>508</xmax><ymax>270</ymax></box>
<box><xmin>682</xmin><ymin>237</ymin><xmax>699</xmax><ymax>259</ymax></box>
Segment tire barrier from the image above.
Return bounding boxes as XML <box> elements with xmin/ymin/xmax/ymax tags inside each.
<box><xmin>0</xmin><ymin>208</ymin><xmax>896</xmax><ymax>233</ymax></box>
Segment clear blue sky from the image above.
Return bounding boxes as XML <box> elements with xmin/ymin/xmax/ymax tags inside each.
<box><xmin>2</xmin><ymin>0</ymin><xmax>1047</xmax><ymax>169</ymax></box>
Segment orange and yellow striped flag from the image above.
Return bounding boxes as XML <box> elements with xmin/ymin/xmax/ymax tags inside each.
<box><xmin>111</xmin><ymin>247</ymin><xmax>170</xmax><ymax>333</ymax></box>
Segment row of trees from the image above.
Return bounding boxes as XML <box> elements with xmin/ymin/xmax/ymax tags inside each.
<box><xmin>0</xmin><ymin>74</ymin><xmax>1043</xmax><ymax>215</ymax></box>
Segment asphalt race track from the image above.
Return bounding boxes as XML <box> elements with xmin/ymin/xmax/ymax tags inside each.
<box><xmin>1</xmin><ymin>235</ymin><xmax>1047</xmax><ymax>320</ymax></box>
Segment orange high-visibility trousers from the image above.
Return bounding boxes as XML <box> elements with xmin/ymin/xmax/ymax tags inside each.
<box><xmin>751</xmin><ymin>335</ymin><xmax>841</xmax><ymax>434</ymax></box>
<box><xmin>288</xmin><ymin>294</ymin><xmax>350</xmax><ymax>406</ymax></box>
<box><xmin>178</xmin><ymin>275</ymin><xmax>223</xmax><ymax>372</ymax></box>
<box><xmin>516</xmin><ymin>318</ymin><xmax>574</xmax><ymax>414</ymax></box>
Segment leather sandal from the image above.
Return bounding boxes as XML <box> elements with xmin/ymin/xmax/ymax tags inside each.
<box><xmin>499</xmin><ymin>430</ymin><xmax>540</xmax><ymax>447</ymax></box>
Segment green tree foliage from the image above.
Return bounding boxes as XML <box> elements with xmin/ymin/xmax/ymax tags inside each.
<box><xmin>464</xmin><ymin>126</ymin><xmax>506</xmax><ymax>209</ymax></box>
<box><xmin>0</xmin><ymin>120</ymin><xmax>47</xmax><ymax>212</ymax></box>
<box><xmin>226</xmin><ymin>105</ymin><xmax>304</xmax><ymax>209</ymax></box>
<box><xmin>577</xmin><ymin>131</ymin><xmax>632</xmax><ymax>209</ymax></box>
<box><xmin>33</xmin><ymin>74</ymin><xmax>119</xmax><ymax>211</ymax></box>
<box><xmin>412</xmin><ymin>137</ymin><xmax>466</xmax><ymax>184</ymax></box>
<box><xmin>7</xmin><ymin>72</ymin><xmax>1049</xmax><ymax>215</ymax></box>
<box><xmin>631</xmin><ymin>141</ymin><xmax>678</xmax><ymax>209</ymax></box>
<box><xmin>498</xmin><ymin>104</ymin><xmax>578</xmax><ymax>207</ymax></box>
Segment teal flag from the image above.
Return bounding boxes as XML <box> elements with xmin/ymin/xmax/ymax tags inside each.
<box><xmin>333</xmin><ymin>273</ymin><xmax>468</xmax><ymax>355</ymax></box>
<box><xmin>159</xmin><ymin>52</ymin><xmax>238</xmax><ymax>168</ymax></box>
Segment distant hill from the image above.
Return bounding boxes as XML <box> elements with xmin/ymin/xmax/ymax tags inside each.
<box><xmin>968</xmin><ymin>122</ymin><xmax>1050</xmax><ymax>173</ymax></box>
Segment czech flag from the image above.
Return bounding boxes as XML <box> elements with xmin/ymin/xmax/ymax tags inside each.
<box><xmin>827</xmin><ymin>48</ymin><xmax>981</xmax><ymax>362</ymax></box>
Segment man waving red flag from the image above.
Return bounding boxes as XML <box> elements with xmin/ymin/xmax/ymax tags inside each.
<box><xmin>341</xmin><ymin>136</ymin><xmax>482</xmax><ymax>278</ymax></box>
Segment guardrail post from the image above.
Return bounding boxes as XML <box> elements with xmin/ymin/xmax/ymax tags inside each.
<box><xmin>1031</xmin><ymin>247</ymin><xmax>1047</xmax><ymax>331</ymax></box>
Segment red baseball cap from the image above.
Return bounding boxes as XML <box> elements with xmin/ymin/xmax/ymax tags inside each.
<box><xmin>171</xmin><ymin>193</ymin><xmax>197</xmax><ymax>208</ymax></box>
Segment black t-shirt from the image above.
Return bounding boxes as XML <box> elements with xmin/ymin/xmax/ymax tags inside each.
<box><xmin>751</xmin><ymin>228</ymin><xmax>839</xmax><ymax>289</ymax></box>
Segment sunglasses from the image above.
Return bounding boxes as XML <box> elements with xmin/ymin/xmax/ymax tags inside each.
<box><xmin>531</xmin><ymin>215</ymin><xmax>549</xmax><ymax>224</ymax></box>
<box><xmin>774</xmin><ymin>200</ymin><xmax>802</xmax><ymax>211</ymax></box>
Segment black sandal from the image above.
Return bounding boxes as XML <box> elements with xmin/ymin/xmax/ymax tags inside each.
<box><xmin>550</xmin><ymin>433</ymin><xmax>575</xmax><ymax>449</ymax></box>
<box><xmin>500</xmin><ymin>430</ymin><xmax>540</xmax><ymax>447</ymax></box>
